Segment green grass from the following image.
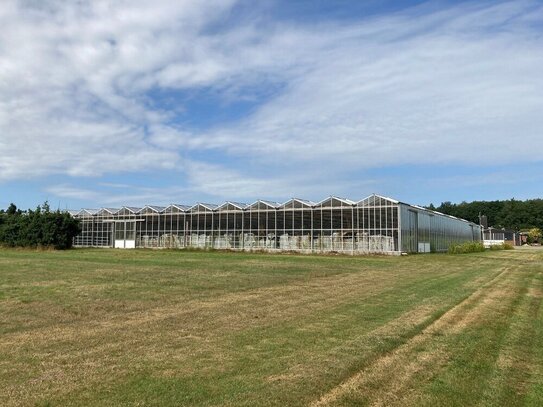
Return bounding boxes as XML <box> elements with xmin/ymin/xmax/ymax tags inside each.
<box><xmin>1</xmin><ymin>247</ymin><xmax>542</xmax><ymax>406</ymax></box>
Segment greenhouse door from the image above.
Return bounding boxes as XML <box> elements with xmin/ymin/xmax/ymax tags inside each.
<box><xmin>114</xmin><ymin>221</ymin><xmax>136</xmax><ymax>249</ymax></box>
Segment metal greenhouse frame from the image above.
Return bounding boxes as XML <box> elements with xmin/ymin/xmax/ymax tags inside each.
<box><xmin>73</xmin><ymin>194</ymin><xmax>481</xmax><ymax>254</ymax></box>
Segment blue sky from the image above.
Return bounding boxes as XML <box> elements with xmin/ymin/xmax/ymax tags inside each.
<box><xmin>1</xmin><ymin>0</ymin><xmax>542</xmax><ymax>210</ymax></box>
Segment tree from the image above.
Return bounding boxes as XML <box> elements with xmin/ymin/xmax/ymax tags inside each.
<box><xmin>6</xmin><ymin>203</ymin><xmax>17</xmax><ymax>216</ymax></box>
<box><xmin>431</xmin><ymin>198</ymin><xmax>543</xmax><ymax>231</ymax></box>
<box><xmin>528</xmin><ymin>228</ymin><xmax>542</xmax><ymax>244</ymax></box>
<box><xmin>0</xmin><ymin>202</ymin><xmax>80</xmax><ymax>249</ymax></box>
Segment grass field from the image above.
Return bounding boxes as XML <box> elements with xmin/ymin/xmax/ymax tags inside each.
<box><xmin>1</xmin><ymin>248</ymin><xmax>542</xmax><ymax>406</ymax></box>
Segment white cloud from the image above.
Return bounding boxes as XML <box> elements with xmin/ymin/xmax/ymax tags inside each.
<box><xmin>0</xmin><ymin>0</ymin><xmax>244</xmax><ymax>180</ymax></box>
<box><xmin>1</xmin><ymin>0</ymin><xmax>543</xmax><ymax>204</ymax></box>
<box><xmin>200</xmin><ymin>1</ymin><xmax>543</xmax><ymax>169</ymax></box>
<box><xmin>45</xmin><ymin>184</ymin><xmax>103</xmax><ymax>202</ymax></box>
<box><xmin>46</xmin><ymin>183</ymin><xmax>189</xmax><ymax>207</ymax></box>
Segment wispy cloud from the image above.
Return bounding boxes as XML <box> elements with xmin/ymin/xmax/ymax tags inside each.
<box><xmin>46</xmin><ymin>183</ymin><xmax>189</xmax><ymax>207</ymax></box>
<box><xmin>201</xmin><ymin>1</ymin><xmax>543</xmax><ymax>169</ymax></box>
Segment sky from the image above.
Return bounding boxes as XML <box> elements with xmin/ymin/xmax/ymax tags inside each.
<box><xmin>0</xmin><ymin>0</ymin><xmax>542</xmax><ymax>210</ymax></box>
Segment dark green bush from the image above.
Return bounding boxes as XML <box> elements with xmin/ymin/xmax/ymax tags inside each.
<box><xmin>448</xmin><ymin>241</ymin><xmax>486</xmax><ymax>254</ymax></box>
<box><xmin>0</xmin><ymin>202</ymin><xmax>80</xmax><ymax>249</ymax></box>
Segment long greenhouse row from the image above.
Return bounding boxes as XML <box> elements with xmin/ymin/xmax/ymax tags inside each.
<box><xmin>72</xmin><ymin>194</ymin><xmax>481</xmax><ymax>254</ymax></box>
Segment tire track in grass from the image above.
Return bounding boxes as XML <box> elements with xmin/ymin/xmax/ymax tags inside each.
<box><xmin>251</xmin><ymin>269</ymin><xmax>501</xmax><ymax>395</ymax></box>
<box><xmin>480</xmin><ymin>268</ymin><xmax>543</xmax><ymax>406</ymax></box>
<box><xmin>525</xmin><ymin>274</ymin><xmax>543</xmax><ymax>405</ymax></box>
<box><xmin>311</xmin><ymin>264</ymin><xmax>519</xmax><ymax>407</ymax></box>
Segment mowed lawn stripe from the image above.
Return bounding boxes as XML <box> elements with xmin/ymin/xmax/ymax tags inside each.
<box><xmin>311</xmin><ymin>262</ymin><xmax>527</xmax><ymax>406</ymax></box>
<box><xmin>480</xmin><ymin>267</ymin><xmax>543</xmax><ymax>406</ymax></box>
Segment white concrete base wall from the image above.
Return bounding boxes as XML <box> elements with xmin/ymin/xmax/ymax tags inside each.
<box><xmin>115</xmin><ymin>239</ymin><xmax>135</xmax><ymax>249</ymax></box>
<box><xmin>484</xmin><ymin>239</ymin><xmax>505</xmax><ymax>248</ymax></box>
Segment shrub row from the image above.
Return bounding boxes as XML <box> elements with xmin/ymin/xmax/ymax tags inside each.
<box><xmin>447</xmin><ymin>241</ymin><xmax>515</xmax><ymax>254</ymax></box>
<box><xmin>0</xmin><ymin>203</ymin><xmax>81</xmax><ymax>250</ymax></box>
<box><xmin>447</xmin><ymin>241</ymin><xmax>486</xmax><ymax>254</ymax></box>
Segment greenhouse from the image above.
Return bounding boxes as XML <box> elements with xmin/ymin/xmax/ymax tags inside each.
<box><xmin>72</xmin><ymin>194</ymin><xmax>481</xmax><ymax>254</ymax></box>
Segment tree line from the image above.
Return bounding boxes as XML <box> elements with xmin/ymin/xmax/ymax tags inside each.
<box><xmin>428</xmin><ymin>198</ymin><xmax>543</xmax><ymax>231</ymax></box>
<box><xmin>0</xmin><ymin>202</ymin><xmax>81</xmax><ymax>249</ymax></box>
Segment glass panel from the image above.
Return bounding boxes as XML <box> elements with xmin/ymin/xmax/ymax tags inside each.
<box><xmin>115</xmin><ymin>222</ymin><xmax>125</xmax><ymax>240</ymax></box>
<box><xmin>125</xmin><ymin>222</ymin><xmax>135</xmax><ymax>240</ymax></box>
